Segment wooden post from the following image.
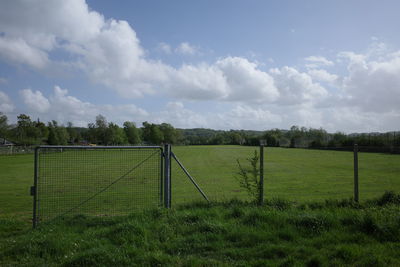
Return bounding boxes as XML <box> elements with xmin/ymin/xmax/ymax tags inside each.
<box><xmin>354</xmin><ymin>144</ymin><xmax>359</xmax><ymax>202</ymax></box>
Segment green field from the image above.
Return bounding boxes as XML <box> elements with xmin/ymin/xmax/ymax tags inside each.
<box><xmin>1</xmin><ymin>146</ymin><xmax>399</xmax><ymax>222</ymax></box>
<box><xmin>1</xmin><ymin>146</ymin><xmax>400</xmax><ymax>266</ymax></box>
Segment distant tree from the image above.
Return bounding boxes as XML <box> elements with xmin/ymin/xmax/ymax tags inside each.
<box><xmin>66</xmin><ymin>122</ymin><xmax>81</xmax><ymax>144</ymax></box>
<box><xmin>86</xmin><ymin>122</ymin><xmax>97</xmax><ymax>144</ymax></box>
<box><xmin>123</xmin><ymin>121</ymin><xmax>141</xmax><ymax>145</ymax></box>
<box><xmin>95</xmin><ymin>114</ymin><xmax>108</xmax><ymax>144</ymax></box>
<box><xmin>160</xmin><ymin>123</ymin><xmax>177</xmax><ymax>144</ymax></box>
<box><xmin>47</xmin><ymin>126</ymin><xmax>59</xmax><ymax>145</ymax></box>
<box><xmin>14</xmin><ymin>114</ymin><xmax>41</xmax><ymax>145</ymax></box>
<box><xmin>149</xmin><ymin>124</ymin><xmax>163</xmax><ymax>144</ymax></box>
<box><xmin>107</xmin><ymin>123</ymin><xmax>127</xmax><ymax>145</ymax></box>
<box><xmin>47</xmin><ymin>120</ymin><xmax>69</xmax><ymax>145</ymax></box>
<box><xmin>0</xmin><ymin>112</ymin><xmax>9</xmax><ymax>139</ymax></box>
<box><xmin>142</xmin><ymin>121</ymin><xmax>164</xmax><ymax>145</ymax></box>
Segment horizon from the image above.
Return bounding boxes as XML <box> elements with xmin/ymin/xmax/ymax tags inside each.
<box><xmin>1</xmin><ymin>0</ymin><xmax>400</xmax><ymax>134</ymax></box>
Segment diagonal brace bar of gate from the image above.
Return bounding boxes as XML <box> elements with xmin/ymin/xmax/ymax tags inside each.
<box><xmin>171</xmin><ymin>152</ymin><xmax>209</xmax><ymax>202</ymax></box>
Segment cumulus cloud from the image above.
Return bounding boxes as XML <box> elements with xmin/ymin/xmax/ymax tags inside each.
<box><xmin>305</xmin><ymin>56</ymin><xmax>334</xmax><ymax>69</ymax></box>
<box><xmin>19</xmin><ymin>86</ymin><xmax>148</xmax><ymax>127</ymax></box>
<box><xmin>154</xmin><ymin>102</ymin><xmax>208</xmax><ymax>128</ymax></box>
<box><xmin>0</xmin><ymin>91</ymin><xmax>14</xmax><ymax>112</ymax></box>
<box><xmin>176</xmin><ymin>42</ymin><xmax>197</xmax><ymax>55</ymax></box>
<box><xmin>340</xmin><ymin>51</ymin><xmax>400</xmax><ymax>113</ymax></box>
<box><xmin>0</xmin><ymin>37</ymin><xmax>49</xmax><ymax>69</ymax></box>
<box><xmin>0</xmin><ymin>0</ymin><xmax>328</xmax><ymax>106</ymax></box>
<box><xmin>308</xmin><ymin>69</ymin><xmax>338</xmax><ymax>84</ymax></box>
<box><xmin>20</xmin><ymin>89</ymin><xmax>51</xmax><ymax>113</ymax></box>
<box><xmin>157</xmin><ymin>42</ymin><xmax>172</xmax><ymax>54</ymax></box>
<box><xmin>216</xmin><ymin>57</ymin><xmax>278</xmax><ymax>102</ymax></box>
<box><xmin>1</xmin><ymin>0</ymin><xmax>400</xmax><ymax>132</ymax></box>
<box><xmin>270</xmin><ymin>66</ymin><xmax>328</xmax><ymax>105</ymax></box>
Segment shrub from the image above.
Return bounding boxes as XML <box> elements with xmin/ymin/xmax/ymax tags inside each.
<box><xmin>235</xmin><ymin>150</ymin><xmax>262</xmax><ymax>204</ymax></box>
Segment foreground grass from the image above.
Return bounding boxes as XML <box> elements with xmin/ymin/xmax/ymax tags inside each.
<box><xmin>1</xmin><ymin>193</ymin><xmax>400</xmax><ymax>266</ymax></box>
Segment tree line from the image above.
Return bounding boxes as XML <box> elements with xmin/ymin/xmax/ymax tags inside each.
<box><xmin>1</xmin><ymin>112</ymin><xmax>399</xmax><ymax>151</ymax></box>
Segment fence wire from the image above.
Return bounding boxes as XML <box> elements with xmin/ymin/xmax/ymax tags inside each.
<box><xmin>170</xmin><ymin>146</ymin><xmax>400</xmax><ymax>205</ymax></box>
<box><xmin>35</xmin><ymin>146</ymin><xmax>162</xmax><ymax>225</ymax></box>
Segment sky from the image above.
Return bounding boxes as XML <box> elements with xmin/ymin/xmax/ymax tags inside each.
<box><xmin>0</xmin><ymin>0</ymin><xmax>400</xmax><ymax>133</ymax></box>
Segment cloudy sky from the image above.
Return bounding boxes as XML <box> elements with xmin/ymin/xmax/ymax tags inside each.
<box><xmin>0</xmin><ymin>0</ymin><xmax>400</xmax><ymax>132</ymax></box>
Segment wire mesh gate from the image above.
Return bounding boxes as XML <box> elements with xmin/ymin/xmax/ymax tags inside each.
<box><xmin>32</xmin><ymin>146</ymin><xmax>163</xmax><ymax>227</ymax></box>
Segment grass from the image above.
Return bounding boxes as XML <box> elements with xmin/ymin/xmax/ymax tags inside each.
<box><xmin>0</xmin><ymin>146</ymin><xmax>399</xmax><ymax>265</ymax></box>
<box><xmin>1</xmin><ymin>146</ymin><xmax>399</xmax><ymax>221</ymax></box>
<box><xmin>0</xmin><ymin>193</ymin><xmax>400</xmax><ymax>266</ymax></box>
<box><xmin>171</xmin><ymin>146</ymin><xmax>400</xmax><ymax>202</ymax></box>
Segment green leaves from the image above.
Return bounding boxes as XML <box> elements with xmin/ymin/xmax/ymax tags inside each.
<box><xmin>236</xmin><ymin>150</ymin><xmax>261</xmax><ymax>203</ymax></box>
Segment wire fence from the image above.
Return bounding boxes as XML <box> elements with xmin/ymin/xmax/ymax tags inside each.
<box><xmin>30</xmin><ymin>145</ymin><xmax>399</xmax><ymax>226</ymax></box>
<box><xmin>34</xmin><ymin>146</ymin><xmax>162</xmax><ymax>226</ymax></box>
<box><xmin>0</xmin><ymin>146</ymin><xmax>35</xmax><ymax>155</ymax></box>
<box><xmin>170</xmin><ymin>145</ymin><xmax>400</xmax><ymax>205</ymax></box>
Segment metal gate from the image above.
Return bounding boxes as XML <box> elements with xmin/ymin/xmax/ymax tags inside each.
<box><xmin>32</xmin><ymin>146</ymin><xmax>163</xmax><ymax>227</ymax></box>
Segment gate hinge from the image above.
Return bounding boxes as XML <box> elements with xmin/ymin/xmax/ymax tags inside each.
<box><xmin>30</xmin><ymin>186</ymin><xmax>36</xmax><ymax>196</ymax></box>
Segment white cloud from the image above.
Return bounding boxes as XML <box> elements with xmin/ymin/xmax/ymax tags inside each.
<box><xmin>19</xmin><ymin>86</ymin><xmax>148</xmax><ymax>127</ymax></box>
<box><xmin>155</xmin><ymin>102</ymin><xmax>208</xmax><ymax>128</ymax></box>
<box><xmin>20</xmin><ymin>89</ymin><xmax>51</xmax><ymax>113</ymax></box>
<box><xmin>213</xmin><ymin>105</ymin><xmax>282</xmax><ymax>130</ymax></box>
<box><xmin>1</xmin><ymin>1</ymin><xmax>400</xmax><ymax>132</ymax></box>
<box><xmin>176</xmin><ymin>42</ymin><xmax>197</xmax><ymax>55</ymax></box>
<box><xmin>270</xmin><ymin>66</ymin><xmax>328</xmax><ymax>105</ymax></box>
<box><xmin>308</xmin><ymin>69</ymin><xmax>338</xmax><ymax>84</ymax></box>
<box><xmin>216</xmin><ymin>57</ymin><xmax>278</xmax><ymax>102</ymax></box>
<box><xmin>157</xmin><ymin>42</ymin><xmax>172</xmax><ymax>54</ymax></box>
<box><xmin>340</xmin><ymin>50</ymin><xmax>400</xmax><ymax>113</ymax></box>
<box><xmin>0</xmin><ymin>37</ymin><xmax>49</xmax><ymax>69</ymax></box>
<box><xmin>0</xmin><ymin>91</ymin><xmax>14</xmax><ymax>112</ymax></box>
<box><xmin>305</xmin><ymin>56</ymin><xmax>334</xmax><ymax>69</ymax></box>
<box><xmin>169</xmin><ymin>63</ymin><xmax>229</xmax><ymax>100</ymax></box>
<box><xmin>0</xmin><ymin>1</ymin><xmax>330</xmax><ymax>107</ymax></box>
<box><xmin>168</xmin><ymin>57</ymin><xmax>280</xmax><ymax>103</ymax></box>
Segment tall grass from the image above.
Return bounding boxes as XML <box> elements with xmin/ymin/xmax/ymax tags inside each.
<box><xmin>1</xmin><ymin>192</ymin><xmax>400</xmax><ymax>266</ymax></box>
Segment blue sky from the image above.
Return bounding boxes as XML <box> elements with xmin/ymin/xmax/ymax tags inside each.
<box><xmin>1</xmin><ymin>0</ymin><xmax>400</xmax><ymax>132</ymax></box>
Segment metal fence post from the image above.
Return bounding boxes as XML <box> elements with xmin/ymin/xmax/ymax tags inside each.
<box><xmin>259</xmin><ymin>145</ymin><xmax>264</xmax><ymax>206</ymax></box>
<box><xmin>32</xmin><ymin>147</ymin><xmax>39</xmax><ymax>228</ymax></box>
<box><xmin>164</xmin><ymin>144</ymin><xmax>171</xmax><ymax>208</ymax></box>
<box><xmin>354</xmin><ymin>143</ymin><xmax>359</xmax><ymax>202</ymax></box>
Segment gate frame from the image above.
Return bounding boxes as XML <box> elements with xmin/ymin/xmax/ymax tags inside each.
<box><xmin>31</xmin><ymin>145</ymin><xmax>164</xmax><ymax>228</ymax></box>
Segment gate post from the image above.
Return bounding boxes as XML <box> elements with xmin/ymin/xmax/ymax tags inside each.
<box><xmin>32</xmin><ymin>147</ymin><xmax>39</xmax><ymax>228</ymax></box>
<box><xmin>259</xmin><ymin>144</ymin><xmax>264</xmax><ymax>206</ymax></box>
<box><xmin>354</xmin><ymin>143</ymin><xmax>359</xmax><ymax>202</ymax></box>
<box><xmin>164</xmin><ymin>144</ymin><xmax>171</xmax><ymax>208</ymax></box>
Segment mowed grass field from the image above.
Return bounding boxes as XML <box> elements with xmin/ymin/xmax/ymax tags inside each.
<box><xmin>1</xmin><ymin>146</ymin><xmax>399</xmax><ymax>222</ymax></box>
<box><xmin>1</xmin><ymin>146</ymin><xmax>400</xmax><ymax>266</ymax></box>
<box><xmin>172</xmin><ymin>146</ymin><xmax>400</xmax><ymax>203</ymax></box>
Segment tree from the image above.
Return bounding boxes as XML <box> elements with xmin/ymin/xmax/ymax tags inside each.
<box><xmin>123</xmin><ymin>121</ymin><xmax>141</xmax><ymax>145</ymax></box>
<box><xmin>86</xmin><ymin>123</ymin><xmax>97</xmax><ymax>144</ymax></box>
<box><xmin>160</xmin><ymin>123</ymin><xmax>177</xmax><ymax>144</ymax></box>
<box><xmin>95</xmin><ymin>114</ymin><xmax>108</xmax><ymax>144</ymax></box>
<box><xmin>142</xmin><ymin>122</ymin><xmax>164</xmax><ymax>145</ymax></box>
<box><xmin>47</xmin><ymin>120</ymin><xmax>69</xmax><ymax>145</ymax></box>
<box><xmin>150</xmin><ymin>124</ymin><xmax>163</xmax><ymax>144</ymax></box>
<box><xmin>0</xmin><ymin>112</ymin><xmax>9</xmax><ymax>139</ymax></box>
<box><xmin>47</xmin><ymin>126</ymin><xmax>59</xmax><ymax>145</ymax></box>
<box><xmin>14</xmin><ymin>114</ymin><xmax>41</xmax><ymax>145</ymax></box>
<box><xmin>66</xmin><ymin>122</ymin><xmax>80</xmax><ymax>144</ymax></box>
<box><xmin>107</xmin><ymin>123</ymin><xmax>127</xmax><ymax>145</ymax></box>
